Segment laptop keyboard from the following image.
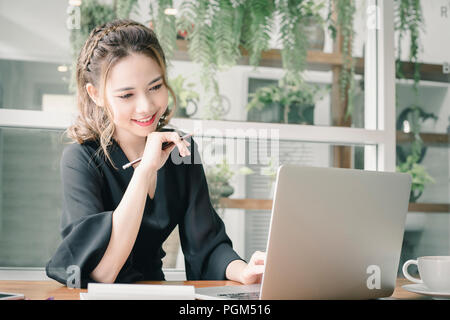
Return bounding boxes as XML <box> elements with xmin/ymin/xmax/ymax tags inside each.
<box><xmin>195</xmin><ymin>284</ymin><xmax>261</xmax><ymax>300</ymax></box>
<box><xmin>217</xmin><ymin>292</ymin><xmax>260</xmax><ymax>300</ymax></box>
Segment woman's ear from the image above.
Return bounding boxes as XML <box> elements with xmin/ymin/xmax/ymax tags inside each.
<box><xmin>85</xmin><ymin>83</ymin><xmax>103</xmax><ymax>106</ymax></box>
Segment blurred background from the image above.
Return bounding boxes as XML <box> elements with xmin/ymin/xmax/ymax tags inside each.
<box><xmin>0</xmin><ymin>0</ymin><xmax>448</xmax><ymax>280</ymax></box>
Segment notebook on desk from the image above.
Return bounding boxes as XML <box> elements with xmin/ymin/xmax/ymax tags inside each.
<box><xmin>195</xmin><ymin>165</ymin><xmax>412</xmax><ymax>300</ymax></box>
<box><xmin>80</xmin><ymin>283</ymin><xmax>195</xmax><ymax>300</ymax></box>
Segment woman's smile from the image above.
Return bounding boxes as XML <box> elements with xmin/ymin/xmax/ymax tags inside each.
<box><xmin>131</xmin><ymin>112</ymin><xmax>157</xmax><ymax>127</ymax></box>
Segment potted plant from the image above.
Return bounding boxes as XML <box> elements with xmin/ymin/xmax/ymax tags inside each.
<box><xmin>246</xmin><ymin>77</ymin><xmax>322</xmax><ymax>125</ymax></box>
<box><xmin>205</xmin><ymin>159</ymin><xmax>253</xmax><ymax>214</ymax></box>
<box><xmin>260</xmin><ymin>158</ymin><xmax>279</xmax><ymax>198</ymax></box>
<box><xmin>396</xmin><ymin>105</ymin><xmax>438</xmax><ymax>164</ymax></box>
<box><xmin>396</xmin><ymin>153</ymin><xmax>435</xmax><ymax>203</ymax></box>
<box><xmin>168</xmin><ymin>75</ymin><xmax>199</xmax><ymax>118</ymax></box>
<box><xmin>396</xmin><ymin>105</ymin><xmax>437</xmax><ymax>202</ymax></box>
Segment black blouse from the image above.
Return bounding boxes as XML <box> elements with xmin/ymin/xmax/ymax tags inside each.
<box><xmin>45</xmin><ymin>129</ymin><xmax>243</xmax><ymax>288</ymax></box>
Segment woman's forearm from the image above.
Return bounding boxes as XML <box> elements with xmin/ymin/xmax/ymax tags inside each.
<box><xmin>90</xmin><ymin>166</ymin><xmax>156</xmax><ymax>283</ymax></box>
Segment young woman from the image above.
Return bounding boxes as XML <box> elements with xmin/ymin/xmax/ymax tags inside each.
<box><xmin>46</xmin><ymin>19</ymin><xmax>265</xmax><ymax>288</ymax></box>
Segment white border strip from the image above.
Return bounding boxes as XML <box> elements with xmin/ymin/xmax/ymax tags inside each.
<box><xmin>0</xmin><ymin>109</ymin><xmax>75</xmax><ymax>130</ymax></box>
<box><xmin>171</xmin><ymin>118</ymin><xmax>386</xmax><ymax>146</ymax></box>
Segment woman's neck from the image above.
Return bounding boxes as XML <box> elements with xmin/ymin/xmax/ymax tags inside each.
<box><xmin>113</xmin><ymin>130</ymin><xmax>147</xmax><ymax>161</ymax></box>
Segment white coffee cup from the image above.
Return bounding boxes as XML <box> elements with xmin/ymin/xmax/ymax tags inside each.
<box><xmin>403</xmin><ymin>256</ymin><xmax>450</xmax><ymax>292</ymax></box>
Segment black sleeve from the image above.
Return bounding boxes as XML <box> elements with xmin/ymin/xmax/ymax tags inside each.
<box><xmin>45</xmin><ymin>143</ymin><xmax>112</xmax><ymax>288</ymax></box>
<box><xmin>179</xmin><ymin>137</ymin><xmax>244</xmax><ymax>280</ymax></box>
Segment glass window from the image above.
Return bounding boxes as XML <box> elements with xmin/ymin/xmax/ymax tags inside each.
<box><xmin>246</xmin><ymin>77</ymin><xmax>332</xmax><ymax>127</ymax></box>
<box><xmin>167</xmin><ymin>136</ymin><xmax>376</xmax><ymax>266</ymax></box>
<box><xmin>0</xmin><ymin>127</ymin><xmax>67</xmax><ymax>267</ymax></box>
<box><xmin>0</xmin><ymin>59</ymin><xmax>74</xmax><ymax>112</ymax></box>
<box><xmin>166</xmin><ymin>1</ymin><xmax>374</xmax><ymax>130</ymax></box>
<box><xmin>394</xmin><ymin>0</ymin><xmax>450</xmax><ymax>278</ymax></box>
<box><xmin>242</xmin><ymin>141</ymin><xmax>372</xmax><ymax>260</ymax></box>
<box><xmin>0</xmin><ymin>127</ymin><xmax>191</xmax><ymax>270</ymax></box>
<box><xmin>185</xmin><ymin>135</ymin><xmax>375</xmax><ymax>261</ymax></box>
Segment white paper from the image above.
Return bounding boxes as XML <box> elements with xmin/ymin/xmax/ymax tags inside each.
<box><xmin>80</xmin><ymin>283</ymin><xmax>195</xmax><ymax>300</ymax></box>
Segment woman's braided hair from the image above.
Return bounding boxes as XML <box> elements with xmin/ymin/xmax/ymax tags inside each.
<box><xmin>82</xmin><ymin>20</ymin><xmax>139</xmax><ymax>72</ymax></box>
<box><xmin>65</xmin><ymin>19</ymin><xmax>176</xmax><ymax>170</ymax></box>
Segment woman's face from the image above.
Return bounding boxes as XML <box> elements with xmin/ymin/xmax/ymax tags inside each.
<box><xmin>103</xmin><ymin>53</ymin><xmax>169</xmax><ymax>140</ymax></box>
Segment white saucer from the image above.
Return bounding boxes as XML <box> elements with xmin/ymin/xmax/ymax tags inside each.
<box><xmin>402</xmin><ymin>284</ymin><xmax>450</xmax><ymax>300</ymax></box>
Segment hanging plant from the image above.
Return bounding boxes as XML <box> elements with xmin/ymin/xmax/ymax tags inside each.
<box><xmin>332</xmin><ymin>0</ymin><xmax>356</xmax><ymax>120</ymax></box>
<box><xmin>240</xmin><ymin>0</ymin><xmax>274</xmax><ymax>67</ymax></box>
<box><xmin>115</xmin><ymin>0</ymin><xmax>139</xmax><ymax>19</ymax></box>
<box><xmin>148</xmin><ymin>0</ymin><xmax>177</xmax><ymax>64</ymax></box>
<box><xmin>174</xmin><ymin>0</ymin><xmax>327</xmax><ymax>119</ymax></box>
<box><xmin>277</xmin><ymin>0</ymin><xmax>325</xmax><ymax>82</ymax></box>
<box><xmin>176</xmin><ymin>0</ymin><xmax>241</xmax><ymax>119</ymax></box>
<box><xmin>394</xmin><ymin>0</ymin><xmax>424</xmax><ymax>94</ymax></box>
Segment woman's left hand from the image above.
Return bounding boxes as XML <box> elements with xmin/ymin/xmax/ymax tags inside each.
<box><xmin>239</xmin><ymin>251</ymin><xmax>266</xmax><ymax>285</ymax></box>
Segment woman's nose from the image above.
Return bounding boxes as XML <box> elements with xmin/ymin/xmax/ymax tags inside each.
<box><xmin>135</xmin><ymin>93</ymin><xmax>155</xmax><ymax>114</ymax></box>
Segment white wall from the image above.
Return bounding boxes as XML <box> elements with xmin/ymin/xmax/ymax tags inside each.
<box><xmin>0</xmin><ymin>0</ymin><xmax>71</xmax><ymax>63</ymax></box>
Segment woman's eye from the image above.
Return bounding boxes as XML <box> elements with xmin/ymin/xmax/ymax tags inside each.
<box><xmin>119</xmin><ymin>93</ymin><xmax>132</xmax><ymax>99</ymax></box>
<box><xmin>150</xmin><ymin>84</ymin><xmax>162</xmax><ymax>91</ymax></box>
<box><xmin>118</xmin><ymin>84</ymin><xmax>162</xmax><ymax>99</ymax></box>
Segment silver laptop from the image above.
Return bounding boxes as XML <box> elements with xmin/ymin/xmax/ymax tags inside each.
<box><xmin>195</xmin><ymin>165</ymin><xmax>412</xmax><ymax>300</ymax></box>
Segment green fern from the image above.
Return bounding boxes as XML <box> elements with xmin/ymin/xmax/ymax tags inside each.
<box><xmin>241</xmin><ymin>0</ymin><xmax>274</xmax><ymax>67</ymax></box>
<box><xmin>178</xmin><ymin>0</ymin><xmax>225</xmax><ymax>119</ymax></box>
<box><xmin>176</xmin><ymin>0</ymin><xmax>196</xmax><ymax>36</ymax></box>
<box><xmin>335</xmin><ymin>0</ymin><xmax>356</xmax><ymax>120</ymax></box>
<box><xmin>278</xmin><ymin>0</ymin><xmax>304</xmax><ymax>76</ymax></box>
<box><xmin>179</xmin><ymin>0</ymin><xmax>216</xmax><ymax>87</ymax></box>
<box><xmin>115</xmin><ymin>0</ymin><xmax>138</xmax><ymax>19</ymax></box>
<box><xmin>211</xmin><ymin>0</ymin><xmax>243</xmax><ymax>69</ymax></box>
<box><xmin>277</xmin><ymin>0</ymin><xmax>325</xmax><ymax>82</ymax></box>
<box><xmin>174</xmin><ymin>0</ymin><xmax>326</xmax><ymax>120</ymax></box>
<box><xmin>149</xmin><ymin>0</ymin><xmax>177</xmax><ymax>63</ymax></box>
<box><xmin>394</xmin><ymin>0</ymin><xmax>424</xmax><ymax>95</ymax></box>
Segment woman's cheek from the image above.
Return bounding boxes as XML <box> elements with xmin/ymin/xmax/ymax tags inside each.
<box><xmin>111</xmin><ymin>104</ymin><xmax>130</xmax><ymax>125</ymax></box>
<box><xmin>158</xmin><ymin>88</ymin><xmax>169</xmax><ymax>107</ymax></box>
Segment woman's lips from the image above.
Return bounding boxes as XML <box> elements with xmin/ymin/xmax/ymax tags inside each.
<box><xmin>132</xmin><ymin>113</ymin><xmax>157</xmax><ymax>127</ymax></box>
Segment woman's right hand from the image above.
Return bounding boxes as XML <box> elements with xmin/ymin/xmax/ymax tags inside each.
<box><xmin>137</xmin><ymin>131</ymin><xmax>191</xmax><ymax>173</ymax></box>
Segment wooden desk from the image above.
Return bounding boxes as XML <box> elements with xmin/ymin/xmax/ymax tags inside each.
<box><xmin>0</xmin><ymin>278</ymin><xmax>427</xmax><ymax>300</ymax></box>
